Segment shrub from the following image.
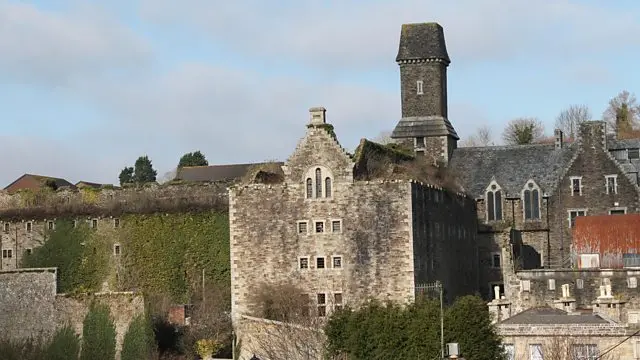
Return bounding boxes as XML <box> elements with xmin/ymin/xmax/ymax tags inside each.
<box><xmin>0</xmin><ymin>337</ymin><xmax>46</xmax><ymax>360</ymax></box>
<box><xmin>121</xmin><ymin>314</ymin><xmax>156</xmax><ymax>360</ymax></box>
<box><xmin>45</xmin><ymin>325</ymin><xmax>81</xmax><ymax>360</ymax></box>
<box><xmin>80</xmin><ymin>303</ymin><xmax>116</xmax><ymax>360</ymax></box>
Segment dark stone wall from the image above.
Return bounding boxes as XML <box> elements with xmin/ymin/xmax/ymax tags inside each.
<box><xmin>399</xmin><ymin>62</ymin><xmax>447</xmax><ymax>118</ymax></box>
<box><xmin>411</xmin><ymin>184</ymin><xmax>478</xmax><ymax>303</ymax></box>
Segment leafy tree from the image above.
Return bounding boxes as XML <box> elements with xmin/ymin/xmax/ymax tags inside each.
<box><xmin>121</xmin><ymin>314</ymin><xmax>156</xmax><ymax>360</ymax></box>
<box><xmin>45</xmin><ymin>325</ymin><xmax>81</xmax><ymax>360</ymax></box>
<box><xmin>133</xmin><ymin>155</ymin><xmax>158</xmax><ymax>183</ymax></box>
<box><xmin>80</xmin><ymin>303</ymin><xmax>117</xmax><ymax>360</ymax></box>
<box><xmin>178</xmin><ymin>151</ymin><xmax>209</xmax><ymax>168</ymax></box>
<box><xmin>502</xmin><ymin>117</ymin><xmax>545</xmax><ymax>145</ymax></box>
<box><xmin>555</xmin><ymin>104</ymin><xmax>591</xmax><ymax>140</ymax></box>
<box><xmin>23</xmin><ymin>221</ymin><xmax>108</xmax><ymax>293</ymax></box>
<box><xmin>603</xmin><ymin>90</ymin><xmax>640</xmax><ymax>136</ymax></box>
<box><xmin>325</xmin><ymin>296</ymin><xmax>505</xmax><ymax>360</ymax></box>
<box><xmin>119</xmin><ymin>167</ymin><xmax>134</xmax><ymax>186</ymax></box>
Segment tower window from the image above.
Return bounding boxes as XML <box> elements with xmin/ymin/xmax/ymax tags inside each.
<box><xmin>416</xmin><ymin>80</ymin><xmax>424</xmax><ymax>95</ymax></box>
<box><xmin>416</xmin><ymin>137</ymin><xmax>425</xmax><ymax>147</ymax></box>
<box><xmin>325</xmin><ymin>177</ymin><xmax>332</xmax><ymax>198</ymax></box>
<box><xmin>26</xmin><ymin>222</ymin><xmax>32</xmax><ymax>233</ymax></box>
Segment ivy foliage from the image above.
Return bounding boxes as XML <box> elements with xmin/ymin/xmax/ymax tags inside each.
<box><xmin>23</xmin><ymin>220</ymin><xmax>109</xmax><ymax>293</ymax></box>
<box><xmin>119</xmin><ymin>212</ymin><xmax>230</xmax><ymax>302</ymax></box>
<box><xmin>121</xmin><ymin>314</ymin><xmax>156</xmax><ymax>360</ymax></box>
<box><xmin>80</xmin><ymin>303</ymin><xmax>117</xmax><ymax>360</ymax></box>
<box><xmin>325</xmin><ymin>295</ymin><xmax>505</xmax><ymax>360</ymax></box>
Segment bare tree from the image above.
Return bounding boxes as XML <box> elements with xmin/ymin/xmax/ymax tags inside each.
<box><xmin>185</xmin><ymin>284</ymin><xmax>233</xmax><ymax>359</ymax></box>
<box><xmin>555</xmin><ymin>105</ymin><xmax>591</xmax><ymax>140</ymax></box>
<box><xmin>603</xmin><ymin>90</ymin><xmax>640</xmax><ymax>137</ymax></box>
<box><xmin>373</xmin><ymin>130</ymin><xmax>394</xmax><ymax>145</ymax></box>
<box><xmin>502</xmin><ymin>117</ymin><xmax>545</xmax><ymax>145</ymax></box>
<box><xmin>515</xmin><ymin>336</ymin><xmax>619</xmax><ymax>360</ymax></box>
<box><xmin>460</xmin><ymin>125</ymin><xmax>494</xmax><ymax>147</ymax></box>
<box><xmin>240</xmin><ymin>281</ymin><xmax>330</xmax><ymax>360</ymax></box>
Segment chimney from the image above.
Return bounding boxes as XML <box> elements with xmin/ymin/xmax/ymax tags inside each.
<box><xmin>554</xmin><ymin>129</ymin><xmax>564</xmax><ymax>149</ymax></box>
<box><xmin>309</xmin><ymin>107</ymin><xmax>326</xmax><ymax>125</ymax></box>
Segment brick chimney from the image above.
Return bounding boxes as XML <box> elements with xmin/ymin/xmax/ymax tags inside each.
<box><xmin>554</xmin><ymin>129</ymin><xmax>564</xmax><ymax>149</ymax></box>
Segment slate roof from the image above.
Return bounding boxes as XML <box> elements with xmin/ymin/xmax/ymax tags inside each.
<box><xmin>500</xmin><ymin>307</ymin><xmax>609</xmax><ymax>325</ymax></box>
<box><xmin>174</xmin><ymin>163</ymin><xmax>284</xmax><ymax>182</ymax></box>
<box><xmin>608</xmin><ymin>138</ymin><xmax>640</xmax><ymax>150</ymax></box>
<box><xmin>391</xmin><ymin>116</ymin><xmax>459</xmax><ymax>140</ymax></box>
<box><xmin>449</xmin><ymin>143</ymin><xmax>577</xmax><ymax>198</ymax></box>
<box><xmin>3</xmin><ymin>173</ymin><xmax>75</xmax><ymax>193</ymax></box>
<box><xmin>396</xmin><ymin>23</ymin><xmax>450</xmax><ymax>64</ymax></box>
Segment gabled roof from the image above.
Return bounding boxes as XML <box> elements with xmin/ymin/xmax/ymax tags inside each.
<box><xmin>500</xmin><ymin>307</ymin><xmax>608</xmax><ymax>325</ymax></box>
<box><xmin>4</xmin><ymin>173</ymin><xmax>75</xmax><ymax>193</ymax></box>
<box><xmin>175</xmin><ymin>163</ymin><xmax>284</xmax><ymax>183</ymax></box>
<box><xmin>608</xmin><ymin>138</ymin><xmax>640</xmax><ymax>150</ymax></box>
<box><xmin>449</xmin><ymin>144</ymin><xmax>577</xmax><ymax>198</ymax></box>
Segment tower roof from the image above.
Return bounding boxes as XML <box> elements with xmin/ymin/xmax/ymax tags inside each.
<box><xmin>396</xmin><ymin>22</ymin><xmax>450</xmax><ymax>64</ymax></box>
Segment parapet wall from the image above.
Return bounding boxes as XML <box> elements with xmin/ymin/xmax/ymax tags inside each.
<box><xmin>0</xmin><ymin>268</ymin><xmax>145</xmax><ymax>358</ymax></box>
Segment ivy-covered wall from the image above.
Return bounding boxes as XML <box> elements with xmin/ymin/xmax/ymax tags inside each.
<box><xmin>19</xmin><ymin>212</ymin><xmax>229</xmax><ymax>304</ymax></box>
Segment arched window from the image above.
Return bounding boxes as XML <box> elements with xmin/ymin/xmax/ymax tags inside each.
<box><xmin>306</xmin><ymin>178</ymin><xmax>313</xmax><ymax>198</ymax></box>
<box><xmin>486</xmin><ymin>182</ymin><xmax>503</xmax><ymax>221</ymax></box>
<box><xmin>315</xmin><ymin>168</ymin><xmax>322</xmax><ymax>198</ymax></box>
<box><xmin>325</xmin><ymin>177</ymin><xmax>332</xmax><ymax>198</ymax></box>
<box><xmin>523</xmin><ymin>182</ymin><xmax>541</xmax><ymax>220</ymax></box>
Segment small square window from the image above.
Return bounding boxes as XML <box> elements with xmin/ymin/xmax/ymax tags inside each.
<box><xmin>548</xmin><ymin>278</ymin><xmax>556</xmax><ymax>290</ymax></box>
<box><xmin>297</xmin><ymin>221</ymin><xmax>308</xmax><ymax>234</ymax></box>
<box><xmin>299</xmin><ymin>257</ymin><xmax>309</xmax><ymax>269</ymax></box>
<box><xmin>3</xmin><ymin>223</ymin><xmax>8</xmax><ymax>233</ymax></box>
<box><xmin>2</xmin><ymin>249</ymin><xmax>7</xmax><ymax>258</ymax></box>
<box><xmin>629</xmin><ymin>148</ymin><xmax>639</xmax><ymax>159</ymax></box>
<box><xmin>521</xmin><ymin>280</ymin><xmax>531</xmax><ymax>292</ymax></box>
<box><xmin>25</xmin><ymin>248</ymin><xmax>32</xmax><ymax>256</ymax></box>
<box><xmin>47</xmin><ymin>221</ymin><xmax>54</xmax><ymax>230</ymax></box>
<box><xmin>332</xmin><ymin>256</ymin><xmax>342</xmax><ymax>269</ymax></box>
<box><xmin>629</xmin><ymin>277</ymin><xmax>638</xmax><ymax>288</ymax></box>
<box><xmin>316</xmin><ymin>257</ymin><xmax>325</xmax><ymax>269</ymax></box>
<box><xmin>492</xmin><ymin>253</ymin><xmax>501</xmax><ymax>268</ymax></box>
<box><xmin>610</xmin><ymin>208</ymin><xmax>626</xmax><ymax>215</ymax></box>
<box><xmin>334</xmin><ymin>293</ymin><xmax>343</xmax><ymax>305</ymax></box>
<box><xmin>113</xmin><ymin>244</ymin><xmax>121</xmax><ymax>256</ymax></box>
<box><xmin>3</xmin><ymin>249</ymin><xmax>13</xmax><ymax>259</ymax></box>
<box><xmin>416</xmin><ymin>137</ymin><xmax>425</xmax><ymax>147</ymax></box>
<box><xmin>91</xmin><ymin>219</ymin><xmax>98</xmax><ymax>229</ymax></box>
<box><xmin>26</xmin><ymin>222</ymin><xmax>32</xmax><ymax>233</ymax></box>
<box><xmin>114</xmin><ymin>218</ymin><xmax>120</xmax><ymax>228</ymax></box>
<box><xmin>315</xmin><ymin>221</ymin><xmax>324</xmax><ymax>233</ymax></box>
<box><xmin>331</xmin><ymin>220</ymin><xmax>341</xmax><ymax>233</ymax></box>
<box><xmin>576</xmin><ymin>279</ymin><xmax>584</xmax><ymax>289</ymax></box>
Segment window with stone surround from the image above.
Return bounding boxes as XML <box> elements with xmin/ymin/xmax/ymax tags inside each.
<box><xmin>576</xmin><ymin>278</ymin><xmax>584</xmax><ymax>289</ymax></box>
<box><xmin>416</xmin><ymin>80</ymin><xmax>424</xmax><ymax>95</ymax></box>
<box><xmin>333</xmin><ymin>293</ymin><xmax>343</xmax><ymax>311</ymax></box>
<box><xmin>485</xmin><ymin>181</ymin><xmax>503</xmax><ymax>222</ymax></box>
<box><xmin>316</xmin><ymin>256</ymin><xmax>325</xmax><ymax>269</ymax></box>
<box><xmin>2</xmin><ymin>249</ymin><xmax>12</xmax><ymax>259</ymax></box>
<box><xmin>25</xmin><ymin>248</ymin><xmax>32</xmax><ymax>256</ymax></box>
<box><xmin>568</xmin><ymin>209</ymin><xmax>587</xmax><ymax>228</ymax></box>
<box><xmin>47</xmin><ymin>221</ymin><xmax>55</xmax><ymax>230</ymax></box>
<box><xmin>491</xmin><ymin>252</ymin><xmax>501</xmax><ymax>268</ymax></box>
<box><xmin>317</xmin><ymin>293</ymin><xmax>327</xmax><ymax>317</ymax></box>
<box><xmin>91</xmin><ymin>219</ymin><xmax>98</xmax><ymax>229</ymax></box>
<box><xmin>325</xmin><ymin>177</ymin><xmax>332</xmax><ymax>197</ymax></box>
<box><xmin>3</xmin><ymin>223</ymin><xmax>8</xmax><ymax>233</ymax></box>
<box><xmin>629</xmin><ymin>148</ymin><xmax>640</xmax><ymax>159</ymax></box>
<box><xmin>629</xmin><ymin>277</ymin><xmax>638</xmax><ymax>288</ymax></box>
<box><xmin>609</xmin><ymin>207</ymin><xmax>626</xmax><ymax>215</ymax></box>
<box><xmin>570</xmin><ymin>176</ymin><xmax>583</xmax><ymax>196</ymax></box>
<box><xmin>315</xmin><ymin>168</ymin><xmax>322</xmax><ymax>198</ymax></box>
<box><xmin>306</xmin><ymin>178</ymin><xmax>313</xmax><ymax>198</ymax></box>
<box><xmin>605</xmin><ymin>174</ymin><xmax>618</xmax><ymax>194</ymax></box>
<box><xmin>331</xmin><ymin>220</ymin><xmax>342</xmax><ymax>233</ymax></box>
<box><xmin>114</xmin><ymin>218</ymin><xmax>120</xmax><ymax>228</ymax></box>
<box><xmin>305</xmin><ymin>166</ymin><xmax>333</xmax><ymax>199</ymax></box>
<box><xmin>522</xmin><ymin>181</ymin><xmax>541</xmax><ymax>220</ymax></box>
<box><xmin>548</xmin><ymin>278</ymin><xmax>556</xmax><ymax>290</ymax></box>
<box><xmin>299</xmin><ymin>257</ymin><xmax>309</xmax><ymax>269</ymax></box>
<box><xmin>26</xmin><ymin>222</ymin><xmax>32</xmax><ymax>233</ymax></box>
<box><xmin>332</xmin><ymin>256</ymin><xmax>342</xmax><ymax>269</ymax></box>
<box><xmin>572</xmin><ymin>344</ymin><xmax>597</xmax><ymax>360</ymax></box>
<box><xmin>415</xmin><ymin>137</ymin><xmax>425</xmax><ymax>148</ymax></box>
<box><xmin>113</xmin><ymin>244</ymin><xmax>121</xmax><ymax>256</ymax></box>
<box><xmin>297</xmin><ymin>221</ymin><xmax>309</xmax><ymax>234</ymax></box>
<box><xmin>315</xmin><ymin>221</ymin><xmax>325</xmax><ymax>233</ymax></box>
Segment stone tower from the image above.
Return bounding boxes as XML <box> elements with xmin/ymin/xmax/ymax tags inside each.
<box><xmin>391</xmin><ymin>22</ymin><xmax>459</xmax><ymax>164</ymax></box>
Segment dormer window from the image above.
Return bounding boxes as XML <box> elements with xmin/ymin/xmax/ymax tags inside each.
<box><xmin>523</xmin><ymin>181</ymin><xmax>541</xmax><ymax>220</ymax></box>
<box><xmin>305</xmin><ymin>167</ymin><xmax>333</xmax><ymax>199</ymax></box>
<box><xmin>486</xmin><ymin>182</ymin><xmax>503</xmax><ymax>221</ymax></box>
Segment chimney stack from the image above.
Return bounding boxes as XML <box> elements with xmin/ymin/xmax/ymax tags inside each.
<box><xmin>309</xmin><ymin>107</ymin><xmax>326</xmax><ymax>125</ymax></box>
<box><xmin>554</xmin><ymin>129</ymin><xmax>564</xmax><ymax>149</ymax></box>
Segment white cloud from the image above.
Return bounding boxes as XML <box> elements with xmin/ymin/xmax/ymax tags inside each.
<box><xmin>0</xmin><ymin>1</ymin><xmax>151</xmax><ymax>86</ymax></box>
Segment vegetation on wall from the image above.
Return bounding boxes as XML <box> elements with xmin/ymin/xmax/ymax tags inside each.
<box><xmin>80</xmin><ymin>303</ymin><xmax>117</xmax><ymax>360</ymax></box>
<box><xmin>325</xmin><ymin>295</ymin><xmax>505</xmax><ymax>360</ymax></box>
<box><xmin>23</xmin><ymin>221</ymin><xmax>110</xmax><ymax>294</ymax></box>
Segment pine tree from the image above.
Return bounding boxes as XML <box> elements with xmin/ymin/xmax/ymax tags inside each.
<box><xmin>178</xmin><ymin>151</ymin><xmax>208</xmax><ymax>168</ymax></box>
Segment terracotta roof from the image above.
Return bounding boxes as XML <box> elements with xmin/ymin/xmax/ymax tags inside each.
<box><xmin>573</xmin><ymin>214</ymin><xmax>640</xmax><ymax>266</ymax></box>
<box><xmin>174</xmin><ymin>163</ymin><xmax>284</xmax><ymax>183</ymax></box>
<box><xmin>500</xmin><ymin>307</ymin><xmax>609</xmax><ymax>325</ymax></box>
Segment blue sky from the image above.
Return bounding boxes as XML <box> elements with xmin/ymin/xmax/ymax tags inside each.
<box><xmin>2</xmin><ymin>0</ymin><xmax>640</xmax><ymax>186</ymax></box>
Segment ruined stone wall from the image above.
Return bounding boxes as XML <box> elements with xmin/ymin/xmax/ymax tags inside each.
<box><xmin>0</xmin><ymin>181</ymin><xmax>228</xmax><ymax>270</ymax></box>
<box><xmin>0</xmin><ymin>268</ymin><xmax>145</xmax><ymax>359</ymax></box>
<box><xmin>411</xmin><ymin>183</ymin><xmax>478</xmax><ymax>302</ymax></box>
<box><xmin>229</xmin><ymin>180</ymin><xmax>414</xmax><ymax>320</ymax></box>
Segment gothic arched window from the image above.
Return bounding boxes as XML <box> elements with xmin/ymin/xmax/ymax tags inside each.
<box><xmin>315</xmin><ymin>168</ymin><xmax>322</xmax><ymax>198</ymax></box>
<box><xmin>523</xmin><ymin>181</ymin><xmax>541</xmax><ymax>220</ymax></box>
<box><xmin>306</xmin><ymin>178</ymin><xmax>313</xmax><ymax>198</ymax></box>
<box><xmin>325</xmin><ymin>177</ymin><xmax>332</xmax><ymax>198</ymax></box>
<box><xmin>486</xmin><ymin>182</ymin><xmax>503</xmax><ymax>222</ymax></box>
